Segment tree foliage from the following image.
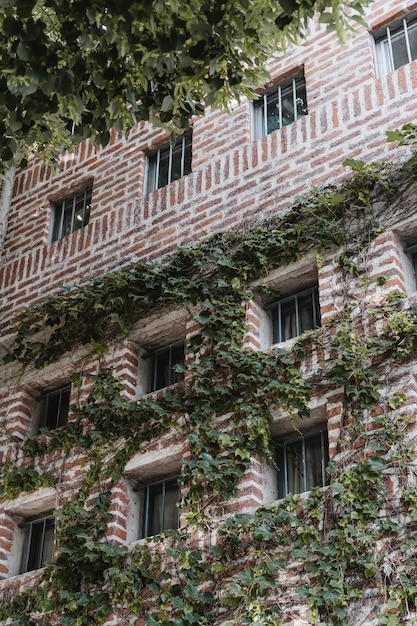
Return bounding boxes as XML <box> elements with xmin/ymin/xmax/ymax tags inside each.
<box><xmin>0</xmin><ymin>0</ymin><xmax>373</xmax><ymax>172</ymax></box>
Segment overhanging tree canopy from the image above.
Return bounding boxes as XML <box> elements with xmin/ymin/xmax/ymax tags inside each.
<box><xmin>0</xmin><ymin>0</ymin><xmax>373</xmax><ymax>172</ymax></box>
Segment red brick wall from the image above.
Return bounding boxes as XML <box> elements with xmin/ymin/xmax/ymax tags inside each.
<box><xmin>1</xmin><ymin>0</ymin><xmax>417</xmax><ymax>333</ymax></box>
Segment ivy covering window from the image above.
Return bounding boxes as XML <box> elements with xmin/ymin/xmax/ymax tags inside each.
<box><xmin>139</xmin><ymin>477</ymin><xmax>180</xmax><ymax>538</ymax></box>
<box><xmin>146</xmin><ymin>132</ymin><xmax>192</xmax><ymax>193</ymax></box>
<box><xmin>268</xmin><ymin>286</ymin><xmax>320</xmax><ymax>344</ymax></box>
<box><xmin>374</xmin><ymin>13</ymin><xmax>417</xmax><ymax>77</ymax></box>
<box><xmin>50</xmin><ymin>186</ymin><xmax>92</xmax><ymax>242</ymax></box>
<box><xmin>151</xmin><ymin>341</ymin><xmax>185</xmax><ymax>391</ymax></box>
<box><xmin>37</xmin><ymin>385</ymin><xmax>71</xmax><ymax>431</ymax></box>
<box><xmin>252</xmin><ymin>73</ymin><xmax>308</xmax><ymax>140</ymax></box>
<box><xmin>20</xmin><ymin>516</ymin><xmax>55</xmax><ymax>573</ymax></box>
<box><xmin>276</xmin><ymin>430</ymin><xmax>328</xmax><ymax>498</ymax></box>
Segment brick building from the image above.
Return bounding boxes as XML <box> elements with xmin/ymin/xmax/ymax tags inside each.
<box><xmin>1</xmin><ymin>1</ymin><xmax>417</xmax><ymax>624</ymax></box>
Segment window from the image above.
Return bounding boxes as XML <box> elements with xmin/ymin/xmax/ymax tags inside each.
<box><xmin>37</xmin><ymin>385</ymin><xmax>71</xmax><ymax>431</ymax></box>
<box><xmin>20</xmin><ymin>516</ymin><xmax>55</xmax><ymax>573</ymax></box>
<box><xmin>276</xmin><ymin>430</ymin><xmax>328</xmax><ymax>498</ymax></box>
<box><xmin>253</xmin><ymin>73</ymin><xmax>308</xmax><ymax>140</ymax></box>
<box><xmin>146</xmin><ymin>132</ymin><xmax>192</xmax><ymax>193</ymax></box>
<box><xmin>139</xmin><ymin>477</ymin><xmax>180</xmax><ymax>538</ymax></box>
<box><xmin>374</xmin><ymin>14</ymin><xmax>417</xmax><ymax>76</ymax></box>
<box><xmin>151</xmin><ymin>341</ymin><xmax>185</xmax><ymax>391</ymax></box>
<box><xmin>50</xmin><ymin>186</ymin><xmax>92</xmax><ymax>242</ymax></box>
<box><xmin>268</xmin><ymin>286</ymin><xmax>320</xmax><ymax>344</ymax></box>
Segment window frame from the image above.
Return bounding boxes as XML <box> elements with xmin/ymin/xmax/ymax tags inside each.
<box><xmin>20</xmin><ymin>515</ymin><xmax>55</xmax><ymax>574</ymax></box>
<box><xmin>138</xmin><ymin>476</ymin><xmax>180</xmax><ymax>538</ymax></box>
<box><xmin>267</xmin><ymin>285</ymin><xmax>321</xmax><ymax>344</ymax></box>
<box><xmin>252</xmin><ymin>72</ymin><xmax>308</xmax><ymax>140</ymax></box>
<box><xmin>151</xmin><ymin>341</ymin><xmax>185</xmax><ymax>392</ymax></box>
<box><xmin>276</xmin><ymin>429</ymin><xmax>329</xmax><ymax>499</ymax></box>
<box><xmin>37</xmin><ymin>384</ymin><xmax>71</xmax><ymax>432</ymax></box>
<box><xmin>50</xmin><ymin>185</ymin><xmax>92</xmax><ymax>242</ymax></box>
<box><xmin>146</xmin><ymin>131</ymin><xmax>192</xmax><ymax>193</ymax></box>
<box><xmin>373</xmin><ymin>13</ymin><xmax>417</xmax><ymax>77</ymax></box>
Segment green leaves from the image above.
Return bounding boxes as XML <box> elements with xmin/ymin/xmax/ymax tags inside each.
<box><xmin>0</xmin><ymin>0</ymin><xmax>375</xmax><ymax>171</ymax></box>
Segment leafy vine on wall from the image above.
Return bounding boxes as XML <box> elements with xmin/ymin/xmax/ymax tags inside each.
<box><xmin>1</xmin><ymin>155</ymin><xmax>417</xmax><ymax>626</ymax></box>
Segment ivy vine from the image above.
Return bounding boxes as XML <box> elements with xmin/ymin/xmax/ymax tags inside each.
<box><xmin>1</xmin><ymin>157</ymin><xmax>417</xmax><ymax>625</ymax></box>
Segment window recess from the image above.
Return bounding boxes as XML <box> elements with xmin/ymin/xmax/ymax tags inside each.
<box><xmin>374</xmin><ymin>13</ymin><xmax>417</xmax><ymax>76</ymax></box>
<box><xmin>267</xmin><ymin>285</ymin><xmax>321</xmax><ymax>344</ymax></box>
<box><xmin>276</xmin><ymin>430</ymin><xmax>329</xmax><ymax>498</ymax></box>
<box><xmin>20</xmin><ymin>515</ymin><xmax>55</xmax><ymax>573</ymax></box>
<box><xmin>252</xmin><ymin>72</ymin><xmax>308</xmax><ymax>140</ymax></box>
<box><xmin>146</xmin><ymin>131</ymin><xmax>192</xmax><ymax>193</ymax></box>
<box><xmin>136</xmin><ymin>477</ymin><xmax>180</xmax><ymax>538</ymax></box>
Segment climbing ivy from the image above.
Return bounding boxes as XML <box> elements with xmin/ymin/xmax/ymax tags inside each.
<box><xmin>1</xmin><ymin>157</ymin><xmax>417</xmax><ymax>625</ymax></box>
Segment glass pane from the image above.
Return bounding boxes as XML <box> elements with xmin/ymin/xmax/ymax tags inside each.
<box><xmin>147</xmin><ymin>154</ymin><xmax>158</xmax><ymax>193</ymax></box>
<box><xmin>162</xmin><ymin>481</ymin><xmax>179</xmax><ymax>531</ymax></box>
<box><xmin>408</xmin><ymin>21</ymin><xmax>417</xmax><ymax>61</ymax></box>
<box><xmin>391</xmin><ymin>28</ymin><xmax>409</xmax><ymax>70</ymax></box>
<box><xmin>295</xmin><ymin>80</ymin><xmax>308</xmax><ymax>118</ymax></box>
<box><xmin>171</xmin><ymin>140</ymin><xmax>183</xmax><ymax>182</ymax></box>
<box><xmin>266</xmin><ymin>90</ymin><xmax>280</xmax><ymax>134</ymax></box>
<box><xmin>157</xmin><ymin>148</ymin><xmax>170</xmax><ymax>189</ymax></box>
<box><xmin>298</xmin><ymin>292</ymin><xmax>315</xmax><ymax>334</ymax></box>
<box><xmin>170</xmin><ymin>343</ymin><xmax>185</xmax><ymax>385</ymax></box>
<box><xmin>26</xmin><ymin>521</ymin><xmax>44</xmax><ymax>572</ymax></box>
<box><xmin>73</xmin><ymin>189</ymin><xmax>91</xmax><ymax>231</ymax></box>
<box><xmin>153</xmin><ymin>350</ymin><xmax>170</xmax><ymax>391</ymax></box>
<box><xmin>62</xmin><ymin>198</ymin><xmax>74</xmax><ymax>236</ymax></box>
<box><xmin>280</xmin><ymin>82</ymin><xmax>295</xmax><ymax>127</ymax></box>
<box><xmin>280</xmin><ymin>297</ymin><xmax>297</xmax><ymax>341</ymax></box>
<box><xmin>285</xmin><ymin>439</ymin><xmax>304</xmax><ymax>495</ymax></box>
<box><xmin>57</xmin><ymin>387</ymin><xmax>70</xmax><ymax>428</ymax></box>
<box><xmin>376</xmin><ymin>39</ymin><xmax>394</xmax><ymax>75</ymax></box>
<box><xmin>183</xmin><ymin>133</ymin><xmax>192</xmax><ymax>175</ymax></box>
<box><xmin>41</xmin><ymin>519</ymin><xmax>55</xmax><ymax>565</ymax></box>
<box><xmin>51</xmin><ymin>206</ymin><xmax>62</xmax><ymax>242</ymax></box>
<box><xmin>147</xmin><ymin>484</ymin><xmax>163</xmax><ymax>536</ymax></box>
<box><xmin>304</xmin><ymin>433</ymin><xmax>324</xmax><ymax>491</ymax></box>
<box><xmin>252</xmin><ymin>99</ymin><xmax>265</xmax><ymax>140</ymax></box>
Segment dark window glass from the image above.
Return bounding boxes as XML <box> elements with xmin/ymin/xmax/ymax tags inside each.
<box><xmin>21</xmin><ymin>516</ymin><xmax>55</xmax><ymax>573</ymax></box>
<box><xmin>253</xmin><ymin>73</ymin><xmax>308</xmax><ymax>140</ymax></box>
<box><xmin>51</xmin><ymin>186</ymin><xmax>92</xmax><ymax>242</ymax></box>
<box><xmin>146</xmin><ymin>132</ymin><xmax>192</xmax><ymax>193</ymax></box>
<box><xmin>151</xmin><ymin>342</ymin><xmax>185</xmax><ymax>391</ymax></box>
<box><xmin>277</xmin><ymin>431</ymin><xmax>329</xmax><ymax>498</ymax></box>
<box><xmin>141</xmin><ymin>477</ymin><xmax>180</xmax><ymax>538</ymax></box>
<box><xmin>269</xmin><ymin>286</ymin><xmax>320</xmax><ymax>344</ymax></box>
<box><xmin>39</xmin><ymin>385</ymin><xmax>71</xmax><ymax>431</ymax></box>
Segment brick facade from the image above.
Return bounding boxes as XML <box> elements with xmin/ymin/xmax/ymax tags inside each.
<box><xmin>1</xmin><ymin>1</ymin><xmax>417</xmax><ymax>624</ymax></box>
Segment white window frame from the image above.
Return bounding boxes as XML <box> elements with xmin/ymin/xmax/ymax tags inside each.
<box><xmin>146</xmin><ymin>132</ymin><xmax>192</xmax><ymax>193</ymax></box>
<box><xmin>50</xmin><ymin>186</ymin><xmax>92</xmax><ymax>242</ymax></box>
<box><xmin>252</xmin><ymin>72</ymin><xmax>308</xmax><ymax>140</ymax></box>
<box><xmin>374</xmin><ymin>13</ymin><xmax>417</xmax><ymax>77</ymax></box>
